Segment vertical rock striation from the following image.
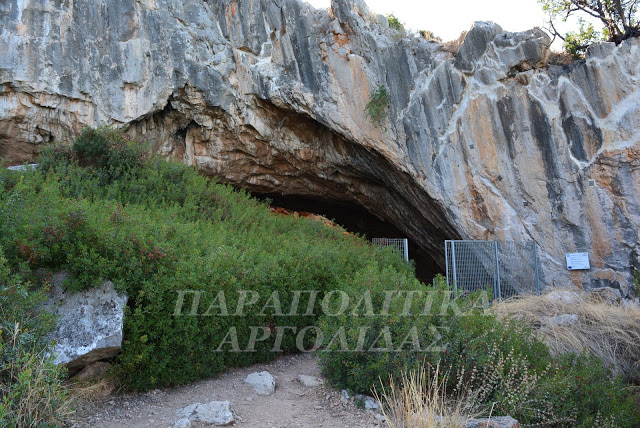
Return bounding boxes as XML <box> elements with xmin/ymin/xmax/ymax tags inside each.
<box><xmin>1</xmin><ymin>0</ymin><xmax>639</xmax><ymax>291</ymax></box>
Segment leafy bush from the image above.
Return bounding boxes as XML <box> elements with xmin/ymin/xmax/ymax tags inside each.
<box><xmin>387</xmin><ymin>14</ymin><xmax>404</xmax><ymax>32</ymax></box>
<box><xmin>534</xmin><ymin>353</ymin><xmax>639</xmax><ymax>428</ymax></box>
<box><xmin>564</xmin><ymin>19</ymin><xmax>605</xmax><ymax>59</ymax></box>
<box><xmin>2</xmin><ymin>129</ymin><xmax>638</xmax><ymax>427</ymax></box>
<box><xmin>40</xmin><ymin>127</ymin><xmax>146</xmax><ymax>184</ymax></box>
<box><xmin>0</xmin><ymin>247</ymin><xmax>70</xmax><ymax>427</ymax></box>
<box><xmin>0</xmin><ymin>129</ymin><xmax>414</xmax><ymax>391</ymax></box>
<box><xmin>365</xmin><ymin>85</ymin><xmax>391</xmax><ymax>127</ymax></box>
<box><xmin>319</xmin><ymin>274</ymin><xmax>640</xmax><ymax>427</ymax></box>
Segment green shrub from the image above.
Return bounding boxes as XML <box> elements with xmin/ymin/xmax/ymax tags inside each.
<box><xmin>318</xmin><ymin>274</ymin><xmax>640</xmax><ymax>427</ymax></box>
<box><xmin>38</xmin><ymin>127</ymin><xmax>146</xmax><ymax>188</ymax></box>
<box><xmin>0</xmin><ymin>247</ymin><xmax>70</xmax><ymax>427</ymax></box>
<box><xmin>564</xmin><ymin>19</ymin><xmax>605</xmax><ymax>59</ymax></box>
<box><xmin>0</xmin><ymin>129</ymin><xmax>414</xmax><ymax>391</ymax></box>
<box><xmin>534</xmin><ymin>353</ymin><xmax>639</xmax><ymax>427</ymax></box>
<box><xmin>3</xmin><ymin>129</ymin><xmax>638</xmax><ymax>428</ymax></box>
<box><xmin>387</xmin><ymin>14</ymin><xmax>404</xmax><ymax>32</ymax></box>
<box><xmin>318</xmin><ymin>264</ymin><xmax>428</xmax><ymax>391</ymax></box>
<box><xmin>365</xmin><ymin>85</ymin><xmax>391</xmax><ymax>127</ymax></box>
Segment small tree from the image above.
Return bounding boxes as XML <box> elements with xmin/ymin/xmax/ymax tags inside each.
<box><xmin>387</xmin><ymin>14</ymin><xmax>404</xmax><ymax>32</ymax></box>
<box><xmin>540</xmin><ymin>0</ymin><xmax>639</xmax><ymax>56</ymax></box>
<box><xmin>565</xmin><ymin>18</ymin><xmax>605</xmax><ymax>57</ymax></box>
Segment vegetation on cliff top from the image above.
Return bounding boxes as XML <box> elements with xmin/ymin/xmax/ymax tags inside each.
<box><xmin>540</xmin><ymin>0</ymin><xmax>639</xmax><ymax>57</ymax></box>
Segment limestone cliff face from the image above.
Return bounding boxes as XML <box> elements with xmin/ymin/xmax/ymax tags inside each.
<box><xmin>1</xmin><ymin>0</ymin><xmax>639</xmax><ymax>291</ymax></box>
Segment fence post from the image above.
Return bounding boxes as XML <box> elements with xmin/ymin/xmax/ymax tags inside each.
<box><xmin>533</xmin><ymin>242</ymin><xmax>540</xmax><ymax>294</ymax></box>
<box><xmin>451</xmin><ymin>241</ymin><xmax>458</xmax><ymax>292</ymax></box>
<box><xmin>403</xmin><ymin>238</ymin><xmax>409</xmax><ymax>262</ymax></box>
<box><xmin>494</xmin><ymin>241</ymin><xmax>501</xmax><ymax>300</ymax></box>
<box><xmin>492</xmin><ymin>243</ymin><xmax>498</xmax><ymax>299</ymax></box>
<box><xmin>445</xmin><ymin>241</ymin><xmax>450</xmax><ymax>287</ymax></box>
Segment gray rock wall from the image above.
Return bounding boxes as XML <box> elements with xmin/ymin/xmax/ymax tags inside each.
<box><xmin>1</xmin><ymin>0</ymin><xmax>639</xmax><ymax>291</ymax></box>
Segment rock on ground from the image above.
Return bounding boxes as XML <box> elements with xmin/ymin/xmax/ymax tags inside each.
<box><xmin>44</xmin><ymin>273</ymin><xmax>127</xmax><ymax>374</ymax></box>
<box><xmin>72</xmin><ymin>361</ymin><xmax>111</xmax><ymax>381</ymax></box>
<box><xmin>175</xmin><ymin>400</ymin><xmax>235</xmax><ymax>426</ymax></box>
<box><xmin>297</xmin><ymin>374</ymin><xmax>324</xmax><ymax>387</ymax></box>
<box><xmin>69</xmin><ymin>354</ymin><xmax>382</xmax><ymax>428</ymax></box>
<box><xmin>546</xmin><ymin>290</ymin><xmax>583</xmax><ymax>305</ymax></box>
<box><xmin>173</xmin><ymin>418</ymin><xmax>191</xmax><ymax>428</ymax></box>
<box><xmin>243</xmin><ymin>371</ymin><xmax>276</xmax><ymax>395</ymax></box>
<box><xmin>587</xmin><ymin>287</ymin><xmax>623</xmax><ymax>305</ymax></box>
<box><xmin>466</xmin><ymin>416</ymin><xmax>520</xmax><ymax>428</ymax></box>
<box><xmin>542</xmin><ymin>313</ymin><xmax>579</xmax><ymax>327</ymax></box>
<box><xmin>339</xmin><ymin>390</ymin><xmax>379</xmax><ymax>410</ymax></box>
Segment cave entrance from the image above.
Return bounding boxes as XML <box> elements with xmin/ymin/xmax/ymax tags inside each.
<box><xmin>254</xmin><ymin>193</ymin><xmax>444</xmax><ymax>283</ymax></box>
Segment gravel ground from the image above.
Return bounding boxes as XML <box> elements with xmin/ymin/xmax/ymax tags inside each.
<box><xmin>67</xmin><ymin>354</ymin><xmax>385</xmax><ymax>428</ymax></box>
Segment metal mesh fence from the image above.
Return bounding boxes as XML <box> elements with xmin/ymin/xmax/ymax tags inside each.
<box><xmin>372</xmin><ymin>238</ymin><xmax>409</xmax><ymax>262</ymax></box>
<box><xmin>497</xmin><ymin>241</ymin><xmax>540</xmax><ymax>297</ymax></box>
<box><xmin>445</xmin><ymin>240</ymin><xmax>539</xmax><ymax>299</ymax></box>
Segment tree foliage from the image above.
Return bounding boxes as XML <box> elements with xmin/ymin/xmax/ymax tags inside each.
<box><xmin>540</xmin><ymin>0</ymin><xmax>639</xmax><ymax>56</ymax></box>
<box><xmin>565</xmin><ymin>18</ymin><xmax>606</xmax><ymax>57</ymax></box>
<box><xmin>387</xmin><ymin>14</ymin><xmax>404</xmax><ymax>32</ymax></box>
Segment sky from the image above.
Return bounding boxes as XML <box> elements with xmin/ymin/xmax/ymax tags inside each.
<box><xmin>303</xmin><ymin>0</ymin><xmax>595</xmax><ymax>49</ymax></box>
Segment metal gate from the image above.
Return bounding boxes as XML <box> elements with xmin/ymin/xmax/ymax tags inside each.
<box><xmin>372</xmin><ymin>238</ymin><xmax>409</xmax><ymax>262</ymax></box>
<box><xmin>445</xmin><ymin>240</ymin><xmax>540</xmax><ymax>299</ymax></box>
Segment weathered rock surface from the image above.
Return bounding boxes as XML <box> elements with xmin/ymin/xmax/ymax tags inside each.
<box><xmin>244</xmin><ymin>371</ymin><xmax>276</xmax><ymax>395</ymax></box>
<box><xmin>466</xmin><ymin>416</ymin><xmax>520</xmax><ymax>428</ymax></box>
<box><xmin>1</xmin><ymin>0</ymin><xmax>640</xmax><ymax>290</ymax></box>
<box><xmin>546</xmin><ymin>289</ymin><xmax>584</xmax><ymax>305</ymax></box>
<box><xmin>176</xmin><ymin>400</ymin><xmax>235</xmax><ymax>426</ymax></box>
<box><xmin>71</xmin><ymin>361</ymin><xmax>111</xmax><ymax>381</ymax></box>
<box><xmin>542</xmin><ymin>313</ymin><xmax>579</xmax><ymax>327</ymax></box>
<box><xmin>339</xmin><ymin>390</ymin><xmax>379</xmax><ymax>410</ymax></box>
<box><xmin>587</xmin><ymin>286</ymin><xmax>623</xmax><ymax>304</ymax></box>
<box><xmin>6</xmin><ymin>163</ymin><xmax>38</xmax><ymax>171</ymax></box>
<box><xmin>45</xmin><ymin>273</ymin><xmax>127</xmax><ymax>373</ymax></box>
<box><xmin>297</xmin><ymin>374</ymin><xmax>324</xmax><ymax>387</ymax></box>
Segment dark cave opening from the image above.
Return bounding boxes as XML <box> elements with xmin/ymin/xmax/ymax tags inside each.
<box><xmin>253</xmin><ymin>193</ymin><xmax>444</xmax><ymax>283</ymax></box>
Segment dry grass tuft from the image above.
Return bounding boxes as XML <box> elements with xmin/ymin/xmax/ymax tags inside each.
<box><xmin>374</xmin><ymin>366</ymin><xmax>474</xmax><ymax>428</ymax></box>
<box><xmin>67</xmin><ymin>377</ymin><xmax>118</xmax><ymax>403</ymax></box>
<box><xmin>494</xmin><ymin>292</ymin><xmax>640</xmax><ymax>383</ymax></box>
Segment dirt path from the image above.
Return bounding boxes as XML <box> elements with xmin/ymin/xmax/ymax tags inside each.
<box><xmin>69</xmin><ymin>354</ymin><xmax>385</xmax><ymax>428</ymax></box>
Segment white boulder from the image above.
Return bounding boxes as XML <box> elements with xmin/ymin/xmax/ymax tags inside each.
<box><xmin>244</xmin><ymin>371</ymin><xmax>276</xmax><ymax>395</ymax></box>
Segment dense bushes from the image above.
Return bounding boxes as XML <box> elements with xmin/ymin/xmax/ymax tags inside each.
<box><xmin>1</xmin><ymin>128</ymin><xmax>638</xmax><ymax>427</ymax></box>
<box><xmin>0</xmin><ymin>127</ymin><xmax>412</xmax><ymax>391</ymax></box>
<box><xmin>0</xmin><ymin>247</ymin><xmax>70</xmax><ymax>427</ymax></box>
<box><xmin>40</xmin><ymin>127</ymin><xmax>146</xmax><ymax>183</ymax></box>
<box><xmin>319</xmin><ymin>275</ymin><xmax>639</xmax><ymax>427</ymax></box>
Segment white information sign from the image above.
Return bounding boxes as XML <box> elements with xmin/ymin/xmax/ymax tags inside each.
<box><xmin>566</xmin><ymin>252</ymin><xmax>590</xmax><ymax>270</ymax></box>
